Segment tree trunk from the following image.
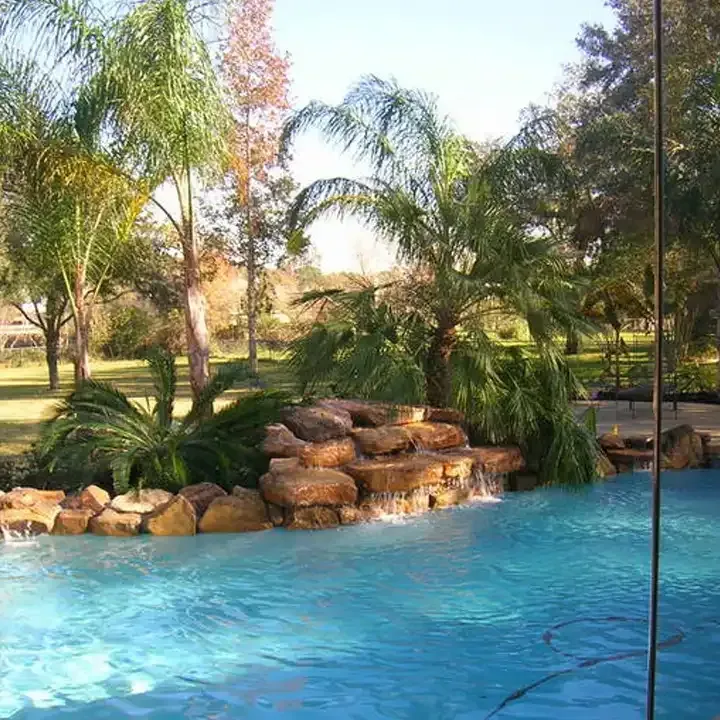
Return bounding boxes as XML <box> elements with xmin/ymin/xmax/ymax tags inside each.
<box><xmin>246</xmin><ymin>233</ymin><xmax>258</xmax><ymax>375</ymax></box>
<box><xmin>73</xmin><ymin>266</ymin><xmax>91</xmax><ymax>385</ymax></box>
<box><xmin>244</xmin><ymin>111</ymin><xmax>258</xmax><ymax>375</ymax></box>
<box><xmin>180</xmin><ymin>151</ymin><xmax>210</xmax><ymax>400</ymax></box>
<box><xmin>565</xmin><ymin>329</ymin><xmax>580</xmax><ymax>355</ymax></box>
<box><xmin>46</xmin><ymin>326</ymin><xmax>60</xmax><ymax>391</ymax></box>
<box><xmin>614</xmin><ymin>326</ymin><xmax>621</xmax><ymax>396</ymax></box>
<box><xmin>715</xmin><ymin>288</ymin><xmax>720</xmax><ymax>391</ymax></box>
<box><xmin>183</xmin><ymin>234</ymin><xmax>210</xmax><ymax>400</ymax></box>
<box><xmin>426</xmin><ymin>318</ymin><xmax>457</xmax><ymax>408</ymax></box>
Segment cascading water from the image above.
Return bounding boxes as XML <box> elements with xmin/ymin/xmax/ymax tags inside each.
<box><xmin>1</xmin><ymin>522</ymin><xmax>39</xmax><ymax>545</ymax></box>
<box><xmin>469</xmin><ymin>467</ymin><xmax>504</xmax><ymax>503</ymax></box>
<box><xmin>364</xmin><ymin>487</ymin><xmax>434</xmax><ymax>518</ymax></box>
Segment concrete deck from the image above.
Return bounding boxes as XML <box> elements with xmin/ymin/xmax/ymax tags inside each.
<box><xmin>576</xmin><ymin>401</ymin><xmax>720</xmax><ymax>442</ymax></box>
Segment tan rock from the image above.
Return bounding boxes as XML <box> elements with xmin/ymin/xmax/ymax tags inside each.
<box><xmin>436</xmin><ymin>454</ymin><xmax>474</xmax><ymax>479</ymax></box>
<box><xmin>406</xmin><ymin>422</ymin><xmax>468</xmax><ymax>451</ymax></box>
<box><xmin>599</xmin><ymin>432</ymin><xmax>626</xmax><ymax>450</ymax></box>
<box><xmin>426</xmin><ymin>407</ymin><xmax>465</xmax><ymax>424</ymax></box>
<box><xmin>431</xmin><ymin>487</ymin><xmax>472</xmax><ymax>508</ymax></box>
<box><xmin>281</xmin><ymin>406</ymin><xmax>352</xmax><ymax>442</ymax></box>
<box><xmin>110</xmin><ymin>489</ymin><xmax>173</xmax><ymax>515</ymax></box>
<box><xmin>198</xmin><ymin>490</ymin><xmax>271</xmax><ymax>533</ymax></box>
<box><xmin>52</xmin><ymin>508</ymin><xmax>94</xmax><ymax>535</ymax></box>
<box><xmin>316</xmin><ymin>398</ymin><xmax>428</xmax><ymax>426</ymax></box>
<box><xmin>345</xmin><ymin>454</ymin><xmax>445</xmax><ymax>493</ymax></box>
<box><xmin>269</xmin><ymin>457</ymin><xmax>300</xmax><ymax>474</ymax></box>
<box><xmin>267</xmin><ymin>503</ymin><xmax>285</xmax><ymax>526</ymax></box>
<box><xmin>89</xmin><ymin>508</ymin><xmax>142</xmax><ymax>536</ymax></box>
<box><xmin>0</xmin><ymin>504</ymin><xmax>60</xmax><ymax>534</ymax></box>
<box><xmin>284</xmin><ymin>506</ymin><xmax>340</xmax><ymax>530</ymax></box>
<box><xmin>316</xmin><ymin>399</ymin><xmax>390</xmax><ymax>427</ymax></box>
<box><xmin>260</xmin><ymin>468</ymin><xmax>358</xmax><ymax>507</ymax></box>
<box><xmin>178</xmin><ymin>483</ymin><xmax>227</xmax><ymax>519</ymax></box>
<box><xmin>605</xmin><ymin>447</ymin><xmax>654</xmax><ymax>472</ymax></box>
<box><xmin>143</xmin><ymin>495</ymin><xmax>196</xmax><ymax>536</ymax></box>
<box><xmin>0</xmin><ymin>488</ymin><xmax>65</xmax><ymax>509</ymax></box>
<box><xmin>351</xmin><ymin>426</ymin><xmax>411</xmax><ymax>455</ymax></box>
<box><xmin>262</xmin><ymin>424</ymin><xmax>308</xmax><ymax>458</ymax></box>
<box><xmin>447</xmin><ymin>446</ymin><xmax>526</xmax><ymax>474</ymax></box>
<box><xmin>299</xmin><ymin>437</ymin><xmax>356</xmax><ymax>468</ymax></box>
<box><xmin>338</xmin><ymin>505</ymin><xmax>362</xmax><ymax>525</ymax></box>
<box><xmin>63</xmin><ymin>485</ymin><xmax>110</xmax><ymax>513</ymax></box>
<box><xmin>661</xmin><ymin>425</ymin><xmax>704</xmax><ymax>469</ymax></box>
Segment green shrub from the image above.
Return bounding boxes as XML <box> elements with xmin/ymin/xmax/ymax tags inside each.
<box><xmin>39</xmin><ymin>347</ymin><xmax>288</xmax><ymax>494</ymax></box>
<box><xmin>101</xmin><ymin>306</ymin><xmax>158</xmax><ymax>359</ymax></box>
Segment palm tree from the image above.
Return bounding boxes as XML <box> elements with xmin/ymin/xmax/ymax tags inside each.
<box><xmin>283</xmin><ymin>77</ymin><xmax>597</xmax><ymax>484</ymax></box>
<box><xmin>40</xmin><ymin>348</ymin><xmax>287</xmax><ymax>493</ymax></box>
<box><xmin>0</xmin><ymin>53</ymin><xmax>145</xmax><ymax>383</ymax></box>
<box><xmin>282</xmin><ymin>76</ymin><xmax>584</xmax><ymax>408</ymax></box>
<box><xmin>1</xmin><ymin>0</ymin><xmax>231</xmax><ymax>398</ymax></box>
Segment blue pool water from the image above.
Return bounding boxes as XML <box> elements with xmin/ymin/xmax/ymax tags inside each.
<box><xmin>1</xmin><ymin>471</ymin><xmax>719</xmax><ymax>719</ymax></box>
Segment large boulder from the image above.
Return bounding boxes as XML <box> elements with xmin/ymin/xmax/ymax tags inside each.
<box><xmin>52</xmin><ymin>509</ymin><xmax>94</xmax><ymax>535</ymax></box>
<box><xmin>0</xmin><ymin>504</ymin><xmax>60</xmax><ymax>535</ymax></box>
<box><xmin>426</xmin><ymin>407</ymin><xmax>465</xmax><ymax>424</ymax></box>
<box><xmin>446</xmin><ymin>446</ymin><xmax>525</xmax><ymax>474</ymax></box>
<box><xmin>351</xmin><ymin>426</ymin><xmax>412</xmax><ymax>456</ymax></box>
<box><xmin>661</xmin><ymin>425</ymin><xmax>704</xmax><ymax>469</ymax></box>
<box><xmin>605</xmin><ymin>447</ymin><xmax>654</xmax><ymax>472</ymax></box>
<box><xmin>0</xmin><ymin>488</ymin><xmax>65</xmax><ymax>509</ymax></box>
<box><xmin>281</xmin><ymin>406</ymin><xmax>352</xmax><ymax>442</ymax></box>
<box><xmin>316</xmin><ymin>399</ymin><xmax>389</xmax><ymax>427</ymax></box>
<box><xmin>89</xmin><ymin>508</ymin><xmax>142</xmax><ymax>536</ymax></box>
<box><xmin>262</xmin><ymin>424</ymin><xmax>308</xmax><ymax>458</ymax></box>
<box><xmin>259</xmin><ymin>468</ymin><xmax>358</xmax><ymax>507</ymax></box>
<box><xmin>62</xmin><ymin>485</ymin><xmax>110</xmax><ymax>514</ymax></box>
<box><xmin>299</xmin><ymin>437</ymin><xmax>356</xmax><ymax>468</ymax></box>
<box><xmin>436</xmin><ymin>453</ymin><xmax>474</xmax><ymax>480</ymax></box>
<box><xmin>269</xmin><ymin>457</ymin><xmax>300</xmax><ymax>474</ymax></box>
<box><xmin>337</xmin><ymin>505</ymin><xmax>362</xmax><ymax>525</ymax></box>
<box><xmin>345</xmin><ymin>455</ymin><xmax>445</xmax><ymax>493</ymax></box>
<box><xmin>599</xmin><ymin>432</ymin><xmax>626</xmax><ymax>451</ymax></box>
<box><xmin>405</xmin><ymin>422</ymin><xmax>467</xmax><ymax>451</ymax></box>
<box><xmin>178</xmin><ymin>483</ymin><xmax>227</xmax><ymax>519</ymax></box>
<box><xmin>285</xmin><ymin>506</ymin><xmax>340</xmax><ymax>530</ymax></box>
<box><xmin>198</xmin><ymin>488</ymin><xmax>271</xmax><ymax>533</ymax></box>
<box><xmin>143</xmin><ymin>495</ymin><xmax>196</xmax><ymax>536</ymax></box>
<box><xmin>110</xmin><ymin>489</ymin><xmax>173</xmax><ymax>515</ymax></box>
<box><xmin>430</xmin><ymin>487</ymin><xmax>472</xmax><ymax>509</ymax></box>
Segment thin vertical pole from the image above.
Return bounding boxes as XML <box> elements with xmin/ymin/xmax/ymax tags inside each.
<box><xmin>646</xmin><ymin>0</ymin><xmax>665</xmax><ymax>717</ymax></box>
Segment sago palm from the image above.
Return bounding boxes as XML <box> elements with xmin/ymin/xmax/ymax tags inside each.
<box><xmin>40</xmin><ymin>348</ymin><xmax>287</xmax><ymax>493</ymax></box>
<box><xmin>282</xmin><ymin>76</ymin><xmax>584</xmax><ymax>407</ymax></box>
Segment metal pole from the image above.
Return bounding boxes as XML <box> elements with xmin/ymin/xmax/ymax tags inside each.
<box><xmin>646</xmin><ymin>0</ymin><xmax>665</xmax><ymax>717</ymax></box>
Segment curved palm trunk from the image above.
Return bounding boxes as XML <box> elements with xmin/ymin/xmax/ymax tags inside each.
<box><xmin>73</xmin><ymin>265</ymin><xmax>91</xmax><ymax>384</ymax></box>
<box><xmin>425</xmin><ymin>317</ymin><xmax>457</xmax><ymax>408</ymax></box>
<box><xmin>183</xmin><ymin>226</ymin><xmax>210</xmax><ymax>400</ymax></box>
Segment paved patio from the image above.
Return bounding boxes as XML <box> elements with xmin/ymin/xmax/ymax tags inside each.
<box><xmin>576</xmin><ymin>401</ymin><xmax>720</xmax><ymax>442</ymax></box>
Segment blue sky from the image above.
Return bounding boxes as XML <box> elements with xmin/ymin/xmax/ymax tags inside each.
<box><xmin>272</xmin><ymin>0</ymin><xmax>616</xmax><ymax>272</ymax></box>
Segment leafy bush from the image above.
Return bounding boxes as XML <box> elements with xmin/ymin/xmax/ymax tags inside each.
<box><xmin>101</xmin><ymin>306</ymin><xmax>158</xmax><ymax>359</ymax></box>
<box><xmin>39</xmin><ymin>347</ymin><xmax>288</xmax><ymax>494</ymax></box>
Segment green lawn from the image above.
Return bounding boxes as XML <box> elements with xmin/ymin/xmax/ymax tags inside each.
<box><xmin>0</xmin><ymin>333</ymin><xmax>711</xmax><ymax>456</ymax></box>
<box><xmin>0</xmin><ymin>354</ymin><xmax>295</xmax><ymax>456</ymax></box>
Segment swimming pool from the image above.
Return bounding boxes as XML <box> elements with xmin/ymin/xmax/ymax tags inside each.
<box><xmin>1</xmin><ymin>470</ymin><xmax>719</xmax><ymax>719</ymax></box>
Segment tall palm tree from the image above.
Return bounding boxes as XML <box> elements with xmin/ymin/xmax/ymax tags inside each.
<box><xmin>0</xmin><ymin>53</ymin><xmax>144</xmax><ymax>383</ymax></box>
<box><xmin>282</xmin><ymin>76</ymin><xmax>583</xmax><ymax>408</ymax></box>
<box><xmin>1</xmin><ymin>0</ymin><xmax>231</xmax><ymax>398</ymax></box>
